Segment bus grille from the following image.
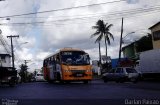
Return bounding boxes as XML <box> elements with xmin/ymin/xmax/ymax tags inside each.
<box><xmin>71</xmin><ymin>70</ymin><xmax>85</xmax><ymax>73</ymax></box>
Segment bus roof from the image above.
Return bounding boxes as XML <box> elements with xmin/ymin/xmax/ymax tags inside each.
<box><xmin>60</xmin><ymin>47</ymin><xmax>83</xmax><ymax>52</ymax></box>
<box><xmin>44</xmin><ymin>48</ymin><xmax>84</xmax><ymax>60</ymax></box>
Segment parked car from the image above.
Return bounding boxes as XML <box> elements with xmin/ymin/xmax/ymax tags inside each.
<box><xmin>35</xmin><ymin>73</ymin><xmax>45</xmax><ymax>82</ymax></box>
<box><xmin>30</xmin><ymin>76</ymin><xmax>36</xmax><ymax>82</ymax></box>
<box><xmin>102</xmin><ymin>67</ymin><xmax>140</xmax><ymax>83</ymax></box>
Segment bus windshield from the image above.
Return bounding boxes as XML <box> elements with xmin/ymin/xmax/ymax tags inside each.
<box><xmin>61</xmin><ymin>51</ymin><xmax>90</xmax><ymax>65</ymax></box>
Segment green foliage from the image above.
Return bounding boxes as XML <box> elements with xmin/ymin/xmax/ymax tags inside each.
<box><xmin>91</xmin><ymin>19</ymin><xmax>114</xmax><ymax>72</ymax></box>
<box><xmin>19</xmin><ymin>64</ymin><xmax>28</xmax><ymax>82</ymax></box>
<box><xmin>135</xmin><ymin>33</ymin><xmax>153</xmax><ymax>52</ymax></box>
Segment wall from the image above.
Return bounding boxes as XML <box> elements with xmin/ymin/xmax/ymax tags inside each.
<box><xmin>151</xmin><ymin>24</ymin><xmax>160</xmax><ymax>49</ymax></box>
<box><xmin>123</xmin><ymin>44</ymin><xmax>136</xmax><ymax>58</ymax></box>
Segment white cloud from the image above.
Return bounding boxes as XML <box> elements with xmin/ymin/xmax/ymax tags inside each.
<box><xmin>36</xmin><ymin>51</ymin><xmax>52</xmax><ymax>61</ymax></box>
<box><xmin>15</xmin><ymin>48</ymin><xmax>33</xmax><ymax>60</ymax></box>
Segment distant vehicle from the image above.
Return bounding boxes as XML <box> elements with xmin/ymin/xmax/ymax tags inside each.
<box><xmin>16</xmin><ymin>73</ymin><xmax>22</xmax><ymax>84</ymax></box>
<box><xmin>92</xmin><ymin>60</ymin><xmax>101</xmax><ymax>75</ymax></box>
<box><xmin>35</xmin><ymin>73</ymin><xmax>45</xmax><ymax>82</ymax></box>
<box><xmin>30</xmin><ymin>76</ymin><xmax>36</xmax><ymax>82</ymax></box>
<box><xmin>0</xmin><ymin>67</ymin><xmax>17</xmax><ymax>87</ymax></box>
<box><xmin>135</xmin><ymin>49</ymin><xmax>160</xmax><ymax>79</ymax></box>
<box><xmin>102</xmin><ymin>67</ymin><xmax>140</xmax><ymax>83</ymax></box>
<box><xmin>0</xmin><ymin>54</ymin><xmax>17</xmax><ymax>87</ymax></box>
<box><xmin>43</xmin><ymin>48</ymin><xmax>92</xmax><ymax>84</ymax></box>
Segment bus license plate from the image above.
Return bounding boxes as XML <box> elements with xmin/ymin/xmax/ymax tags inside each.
<box><xmin>76</xmin><ymin>74</ymin><xmax>83</xmax><ymax>77</ymax></box>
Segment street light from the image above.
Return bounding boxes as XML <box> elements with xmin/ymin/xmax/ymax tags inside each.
<box><xmin>6</xmin><ymin>18</ymin><xmax>10</xmax><ymax>20</ymax></box>
<box><xmin>29</xmin><ymin>63</ymin><xmax>35</xmax><ymax>66</ymax></box>
<box><xmin>20</xmin><ymin>42</ymin><xmax>28</xmax><ymax>45</ymax></box>
<box><xmin>122</xmin><ymin>32</ymin><xmax>135</xmax><ymax>44</ymax></box>
<box><xmin>118</xmin><ymin>31</ymin><xmax>135</xmax><ymax>65</ymax></box>
<box><xmin>123</xmin><ymin>32</ymin><xmax>135</xmax><ymax>38</ymax></box>
<box><xmin>14</xmin><ymin>42</ymin><xmax>28</xmax><ymax>50</ymax></box>
<box><xmin>123</xmin><ymin>32</ymin><xmax>135</xmax><ymax>39</ymax></box>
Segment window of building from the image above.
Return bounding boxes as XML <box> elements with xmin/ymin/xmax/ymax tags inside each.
<box><xmin>153</xmin><ymin>30</ymin><xmax>160</xmax><ymax>41</ymax></box>
<box><xmin>0</xmin><ymin>56</ymin><xmax>6</xmax><ymax>63</ymax></box>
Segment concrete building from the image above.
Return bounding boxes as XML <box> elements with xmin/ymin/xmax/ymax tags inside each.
<box><xmin>149</xmin><ymin>21</ymin><xmax>160</xmax><ymax>49</ymax></box>
<box><xmin>0</xmin><ymin>54</ymin><xmax>11</xmax><ymax>67</ymax></box>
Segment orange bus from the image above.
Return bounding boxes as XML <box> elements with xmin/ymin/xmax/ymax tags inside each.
<box><xmin>43</xmin><ymin>48</ymin><xmax>92</xmax><ymax>83</ymax></box>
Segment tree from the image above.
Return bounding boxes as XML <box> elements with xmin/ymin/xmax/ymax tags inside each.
<box><xmin>91</xmin><ymin>20</ymin><xmax>104</xmax><ymax>64</ymax></box>
<box><xmin>104</xmin><ymin>23</ymin><xmax>114</xmax><ymax>57</ymax></box>
<box><xmin>135</xmin><ymin>33</ymin><xmax>153</xmax><ymax>52</ymax></box>
<box><xmin>91</xmin><ymin>20</ymin><xmax>114</xmax><ymax>64</ymax></box>
<box><xmin>19</xmin><ymin>64</ymin><xmax>28</xmax><ymax>82</ymax></box>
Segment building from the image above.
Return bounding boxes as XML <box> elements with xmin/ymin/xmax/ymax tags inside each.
<box><xmin>0</xmin><ymin>54</ymin><xmax>11</xmax><ymax>67</ymax></box>
<box><xmin>122</xmin><ymin>43</ymin><xmax>136</xmax><ymax>59</ymax></box>
<box><xmin>122</xmin><ymin>34</ymin><xmax>153</xmax><ymax>60</ymax></box>
<box><xmin>149</xmin><ymin>21</ymin><xmax>160</xmax><ymax>49</ymax></box>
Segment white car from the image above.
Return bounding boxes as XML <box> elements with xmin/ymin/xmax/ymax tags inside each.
<box><xmin>35</xmin><ymin>73</ymin><xmax>45</xmax><ymax>82</ymax></box>
<box><xmin>102</xmin><ymin>67</ymin><xmax>141</xmax><ymax>83</ymax></box>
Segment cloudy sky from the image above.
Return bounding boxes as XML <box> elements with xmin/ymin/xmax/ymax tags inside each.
<box><xmin>0</xmin><ymin>0</ymin><xmax>160</xmax><ymax>72</ymax></box>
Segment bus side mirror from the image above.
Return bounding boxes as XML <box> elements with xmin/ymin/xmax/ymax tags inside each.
<box><xmin>85</xmin><ymin>54</ymin><xmax>90</xmax><ymax>60</ymax></box>
<box><xmin>84</xmin><ymin>54</ymin><xmax>90</xmax><ymax>64</ymax></box>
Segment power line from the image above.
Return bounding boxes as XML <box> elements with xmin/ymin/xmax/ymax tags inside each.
<box><xmin>0</xmin><ymin>0</ymin><xmax>125</xmax><ymax>18</ymax></box>
<box><xmin>0</xmin><ymin>36</ymin><xmax>10</xmax><ymax>54</ymax></box>
<box><xmin>1</xmin><ymin>4</ymin><xmax>160</xmax><ymax>26</ymax></box>
<box><xmin>1</xmin><ymin>9</ymin><xmax>159</xmax><ymax>28</ymax></box>
<box><xmin>6</xmin><ymin>4</ymin><xmax>160</xmax><ymax>20</ymax></box>
<box><xmin>0</xmin><ymin>32</ymin><xmax>11</xmax><ymax>54</ymax></box>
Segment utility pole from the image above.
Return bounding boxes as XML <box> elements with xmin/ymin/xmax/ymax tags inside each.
<box><xmin>7</xmin><ymin>35</ymin><xmax>19</xmax><ymax>69</ymax></box>
<box><xmin>24</xmin><ymin>60</ymin><xmax>31</xmax><ymax>70</ymax></box>
<box><xmin>24</xmin><ymin>60</ymin><xmax>28</xmax><ymax>66</ymax></box>
<box><xmin>118</xmin><ymin>17</ymin><xmax>124</xmax><ymax>66</ymax></box>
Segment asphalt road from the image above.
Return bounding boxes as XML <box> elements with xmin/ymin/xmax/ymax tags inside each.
<box><xmin>0</xmin><ymin>80</ymin><xmax>160</xmax><ymax>105</ymax></box>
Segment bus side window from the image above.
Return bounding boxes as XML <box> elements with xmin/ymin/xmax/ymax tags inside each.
<box><xmin>47</xmin><ymin>59</ymin><xmax>50</xmax><ymax>66</ymax></box>
<box><xmin>51</xmin><ymin>57</ymin><xmax>56</xmax><ymax>64</ymax></box>
<box><xmin>43</xmin><ymin>60</ymin><xmax>47</xmax><ymax>67</ymax></box>
<box><xmin>52</xmin><ymin>57</ymin><xmax>56</xmax><ymax>71</ymax></box>
<box><xmin>56</xmin><ymin>55</ymin><xmax>60</xmax><ymax>64</ymax></box>
<box><xmin>46</xmin><ymin>60</ymin><xmax>49</xmax><ymax>66</ymax></box>
<box><xmin>49</xmin><ymin>58</ymin><xmax>52</xmax><ymax>65</ymax></box>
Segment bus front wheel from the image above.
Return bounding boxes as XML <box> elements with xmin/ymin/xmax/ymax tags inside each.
<box><xmin>83</xmin><ymin>81</ymin><xmax>88</xmax><ymax>84</ymax></box>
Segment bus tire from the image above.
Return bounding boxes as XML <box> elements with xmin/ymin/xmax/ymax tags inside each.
<box><xmin>57</xmin><ymin>72</ymin><xmax>62</xmax><ymax>81</ymax></box>
<box><xmin>65</xmin><ymin>81</ymin><xmax>70</xmax><ymax>84</ymax></box>
<box><xmin>83</xmin><ymin>81</ymin><xmax>88</xmax><ymax>84</ymax></box>
<box><xmin>59</xmin><ymin>80</ymin><xmax>64</xmax><ymax>84</ymax></box>
<box><xmin>9</xmin><ymin>79</ymin><xmax>16</xmax><ymax>87</ymax></box>
<box><xmin>48</xmin><ymin>80</ymin><xmax>53</xmax><ymax>83</ymax></box>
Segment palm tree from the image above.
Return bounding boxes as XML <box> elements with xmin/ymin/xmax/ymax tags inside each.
<box><xmin>104</xmin><ymin>23</ymin><xmax>114</xmax><ymax>58</ymax></box>
<box><xmin>91</xmin><ymin>20</ymin><xmax>114</xmax><ymax>63</ymax></box>
<box><xmin>91</xmin><ymin>20</ymin><xmax>104</xmax><ymax>64</ymax></box>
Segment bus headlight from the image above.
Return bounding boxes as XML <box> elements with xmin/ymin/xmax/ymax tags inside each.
<box><xmin>8</xmin><ymin>77</ymin><xmax>11</xmax><ymax>80</ymax></box>
<box><xmin>86</xmin><ymin>70</ymin><xmax>91</xmax><ymax>72</ymax></box>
